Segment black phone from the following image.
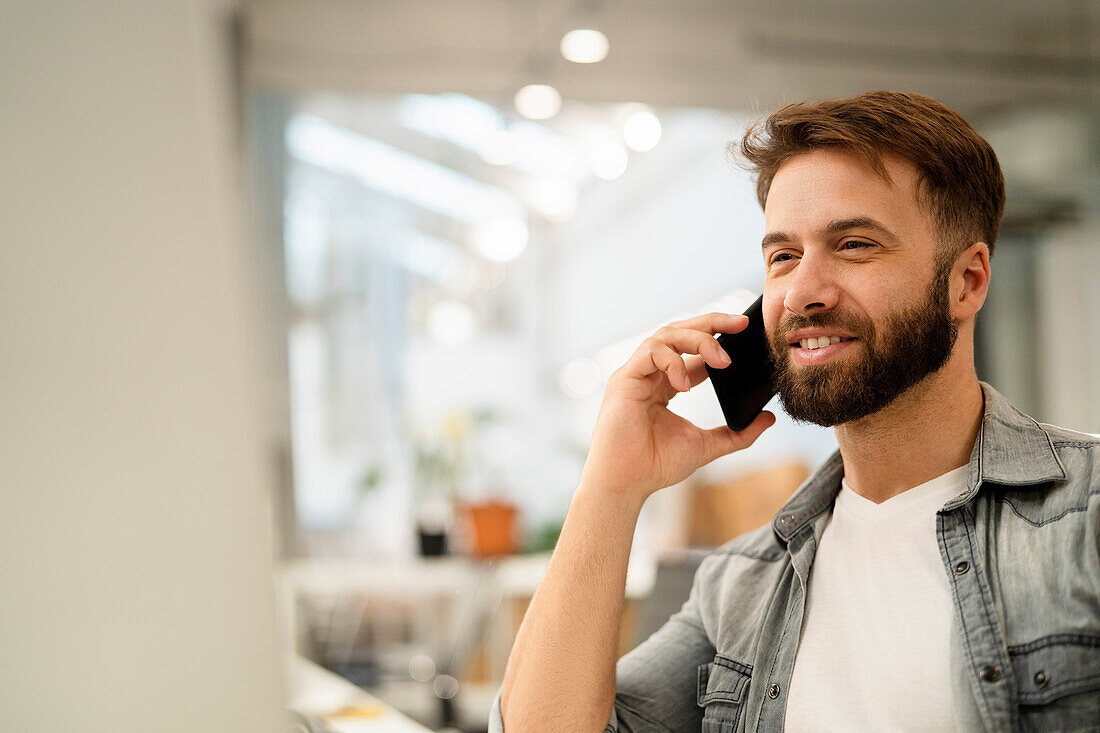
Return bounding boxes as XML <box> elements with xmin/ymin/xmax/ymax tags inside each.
<box><xmin>705</xmin><ymin>295</ymin><xmax>777</xmax><ymax>431</ymax></box>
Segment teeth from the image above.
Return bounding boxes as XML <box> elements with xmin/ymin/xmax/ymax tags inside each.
<box><xmin>798</xmin><ymin>336</ymin><xmax>847</xmax><ymax>350</ymax></box>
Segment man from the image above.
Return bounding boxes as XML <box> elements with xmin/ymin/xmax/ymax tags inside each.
<box><xmin>492</xmin><ymin>91</ymin><xmax>1100</xmax><ymax>732</ymax></box>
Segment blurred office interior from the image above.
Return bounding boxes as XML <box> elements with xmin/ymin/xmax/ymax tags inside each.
<box><xmin>3</xmin><ymin>1</ymin><xmax>1099</xmax><ymax>731</ymax></box>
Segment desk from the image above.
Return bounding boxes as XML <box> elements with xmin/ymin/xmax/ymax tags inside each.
<box><xmin>288</xmin><ymin>656</ymin><xmax>430</xmax><ymax>733</ymax></box>
<box><xmin>280</xmin><ymin>552</ymin><xmax>656</xmax><ymax>683</ymax></box>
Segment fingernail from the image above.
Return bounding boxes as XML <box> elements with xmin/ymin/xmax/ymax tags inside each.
<box><xmin>718</xmin><ymin>351</ymin><xmax>731</xmax><ymax>365</ymax></box>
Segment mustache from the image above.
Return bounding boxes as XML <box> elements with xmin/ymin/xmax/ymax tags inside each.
<box><xmin>775</xmin><ymin>311</ymin><xmax>873</xmax><ymax>339</ymax></box>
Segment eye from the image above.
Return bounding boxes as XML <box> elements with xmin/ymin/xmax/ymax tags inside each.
<box><xmin>841</xmin><ymin>240</ymin><xmax>875</xmax><ymax>251</ymax></box>
<box><xmin>768</xmin><ymin>252</ymin><xmax>797</xmax><ymax>265</ymax></box>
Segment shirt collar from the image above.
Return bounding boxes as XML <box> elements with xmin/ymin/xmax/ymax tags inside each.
<box><xmin>771</xmin><ymin>380</ymin><xmax>1066</xmax><ymax>542</ymax></box>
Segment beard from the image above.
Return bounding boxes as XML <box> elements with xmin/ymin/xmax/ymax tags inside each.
<box><xmin>768</xmin><ymin>262</ymin><xmax>959</xmax><ymax>427</ymax></box>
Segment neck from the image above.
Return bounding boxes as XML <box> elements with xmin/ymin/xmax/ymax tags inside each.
<box><xmin>833</xmin><ymin>350</ymin><xmax>984</xmax><ymax>504</ymax></box>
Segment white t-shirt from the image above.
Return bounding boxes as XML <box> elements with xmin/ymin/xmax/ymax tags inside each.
<box><xmin>784</xmin><ymin>464</ymin><xmax>968</xmax><ymax>732</ymax></box>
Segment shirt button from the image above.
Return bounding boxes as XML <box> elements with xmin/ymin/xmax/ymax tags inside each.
<box><xmin>1034</xmin><ymin>670</ymin><xmax>1050</xmax><ymax>688</ymax></box>
<box><xmin>979</xmin><ymin>665</ymin><xmax>1001</xmax><ymax>682</ymax></box>
<box><xmin>954</xmin><ymin>560</ymin><xmax>970</xmax><ymax>575</ymax></box>
<box><xmin>767</xmin><ymin>683</ymin><xmax>781</xmax><ymax>699</ymax></box>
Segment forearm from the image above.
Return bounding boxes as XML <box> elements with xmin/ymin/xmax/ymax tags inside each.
<box><xmin>500</xmin><ymin>479</ymin><xmax>645</xmax><ymax>731</ymax></box>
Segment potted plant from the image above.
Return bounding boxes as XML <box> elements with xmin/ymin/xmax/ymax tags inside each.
<box><xmin>412</xmin><ymin>439</ymin><xmax>457</xmax><ymax>557</ymax></box>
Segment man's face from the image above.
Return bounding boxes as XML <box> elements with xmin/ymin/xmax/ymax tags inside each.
<box><xmin>760</xmin><ymin>149</ymin><xmax>959</xmax><ymax>427</ymax></box>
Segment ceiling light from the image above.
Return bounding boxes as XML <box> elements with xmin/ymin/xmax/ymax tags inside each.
<box><xmin>514</xmin><ymin>84</ymin><xmax>562</xmax><ymax>121</ymax></box>
<box><xmin>623</xmin><ymin>110</ymin><xmax>662</xmax><ymax>152</ymax></box>
<box><xmin>560</xmin><ymin>29</ymin><xmax>609</xmax><ymax>64</ymax></box>
<box><xmin>585</xmin><ymin>133</ymin><xmax>629</xmax><ymax>180</ymax></box>
<box><xmin>474</xmin><ymin>218</ymin><xmax>529</xmax><ymax>262</ymax></box>
<box><xmin>525</xmin><ymin>178</ymin><xmax>578</xmax><ymax>222</ymax></box>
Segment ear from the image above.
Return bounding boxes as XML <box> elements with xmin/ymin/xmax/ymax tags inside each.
<box><xmin>953</xmin><ymin>242</ymin><xmax>991</xmax><ymax>320</ymax></box>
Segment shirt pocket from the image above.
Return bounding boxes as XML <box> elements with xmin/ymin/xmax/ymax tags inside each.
<box><xmin>696</xmin><ymin>655</ymin><xmax>752</xmax><ymax>733</ymax></box>
<box><xmin>1008</xmin><ymin>634</ymin><xmax>1100</xmax><ymax>733</ymax></box>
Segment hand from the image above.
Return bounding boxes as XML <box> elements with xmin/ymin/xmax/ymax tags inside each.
<box><xmin>581</xmin><ymin>312</ymin><xmax>776</xmax><ymax>501</ymax></box>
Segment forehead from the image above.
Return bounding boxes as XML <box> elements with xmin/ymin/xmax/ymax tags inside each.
<box><xmin>764</xmin><ymin>149</ymin><xmax>928</xmax><ymax>235</ymax></box>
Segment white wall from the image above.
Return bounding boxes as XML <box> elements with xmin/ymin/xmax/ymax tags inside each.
<box><xmin>1037</xmin><ymin>218</ymin><xmax>1100</xmax><ymax>432</ymax></box>
<box><xmin>0</xmin><ymin>2</ymin><xmax>284</xmax><ymax>731</ymax></box>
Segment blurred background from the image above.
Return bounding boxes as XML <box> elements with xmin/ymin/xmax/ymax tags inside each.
<box><xmin>3</xmin><ymin>1</ymin><xmax>1098</xmax><ymax>731</ymax></box>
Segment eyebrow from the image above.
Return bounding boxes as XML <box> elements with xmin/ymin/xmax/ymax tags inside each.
<box><xmin>761</xmin><ymin>216</ymin><xmax>899</xmax><ymax>249</ymax></box>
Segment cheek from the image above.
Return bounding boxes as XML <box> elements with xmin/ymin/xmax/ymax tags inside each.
<box><xmin>761</xmin><ymin>288</ymin><xmax>784</xmax><ymax>337</ymax></box>
<box><xmin>858</xmin><ymin>280</ymin><xmax>907</xmax><ymax>315</ymax></box>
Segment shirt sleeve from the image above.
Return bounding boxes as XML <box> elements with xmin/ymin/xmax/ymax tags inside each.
<box><xmin>487</xmin><ymin>558</ymin><xmax>715</xmax><ymax>732</ymax></box>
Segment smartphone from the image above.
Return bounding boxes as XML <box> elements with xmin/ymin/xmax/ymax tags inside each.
<box><xmin>705</xmin><ymin>295</ymin><xmax>777</xmax><ymax>431</ymax></box>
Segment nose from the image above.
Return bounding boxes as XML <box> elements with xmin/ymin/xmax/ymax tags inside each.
<box><xmin>781</xmin><ymin>254</ymin><xmax>841</xmax><ymax>316</ymax></box>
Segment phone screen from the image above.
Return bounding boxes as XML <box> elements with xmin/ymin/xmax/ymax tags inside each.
<box><xmin>705</xmin><ymin>295</ymin><xmax>777</xmax><ymax>431</ymax></box>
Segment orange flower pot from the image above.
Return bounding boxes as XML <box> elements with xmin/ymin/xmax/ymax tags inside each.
<box><xmin>459</xmin><ymin>500</ymin><xmax>519</xmax><ymax>558</ymax></box>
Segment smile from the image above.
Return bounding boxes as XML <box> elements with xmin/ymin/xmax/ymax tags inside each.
<box><xmin>797</xmin><ymin>335</ymin><xmax>855</xmax><ymax>350</ymax></box>
<box><xmin>789</xmin><ymin>337</ymin><xmax>857</xmax><ymax>365</ymax></box>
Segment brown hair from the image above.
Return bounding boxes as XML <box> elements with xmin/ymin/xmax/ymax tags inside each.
<box><xmin>735</xmin><ymin>90</ymin><xmax>1005</xmax><ymax>260</ymax></box>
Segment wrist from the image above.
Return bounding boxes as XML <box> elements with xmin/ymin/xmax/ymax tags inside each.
<box><xmin>574</xmin><ymin>473</ymin><xmax>648</xmax><ymax>518</ymax></box>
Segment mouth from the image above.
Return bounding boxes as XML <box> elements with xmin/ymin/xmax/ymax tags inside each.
<box><xmin>787</xmin><ymin>336</ymin><xmax>858</xmax><ymax>365</ymax></box>
<box><xmin>789</xmin><ymin>335</ymin><xmax>857</xmax><ymax>351</ymax></box>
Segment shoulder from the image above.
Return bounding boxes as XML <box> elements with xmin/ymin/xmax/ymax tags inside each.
<box><xmin>1041</xmin><ymin>422</ymin><xmax>1099</xmax><ymax>493</ymax></box>
<box><xmin>1040</xmin><ymin>422</ymin><xmax>1100</xmax><ymax>451</ymax></box>
<box><xmin>710</xmin><ymin>522</ymin><xmax>786</xmax><ymax>561</ymax></box>
<box><xmin>994</xmin><ymin>422</ymin><xmax>1099</xmax><ymax>526</ymax></box>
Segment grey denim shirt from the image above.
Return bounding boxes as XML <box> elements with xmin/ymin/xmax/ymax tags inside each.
<box><xmin>490</xmin><ymin>382</ymin><xmax>1100</xmax><ymax>732</ymax></box>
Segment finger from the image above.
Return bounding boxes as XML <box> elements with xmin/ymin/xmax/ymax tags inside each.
<box><xmin>652</xmin><ymin>326</ymin><xmax>732</xmax><ymax>370</ymax></box>
<box><xmin>667</xmin><ymin>311</ymin><xmax>749</xmax><ymax>336</ymax></box>
<box><xmin>699</xmin><ymin>410</ymin><xmax>777</xmax><ymax>464</ymax></box>
<box><xmin>640</xmin><ymin>341</ymin><xmax>691</xmax><ymax>392</ymax></box>
<box><xmin>659</xmin><ymin>348</ymin><xmax>725</xmax><ymax>403</ymax></box>
<box><xmin>684</xmin><ymin>355</ymin><xmax>712</xmax><ymax>388</ymax></box>
<box><xmin>661</xmin><ymin>355</ymin><xmax>708</xmax><ymax>402</ymax></box>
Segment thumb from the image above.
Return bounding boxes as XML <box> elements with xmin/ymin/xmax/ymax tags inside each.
<box><xmin>700</xmin><ymin>411</ymin><xmax>776</xmax><ymax>463</ymax></box>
